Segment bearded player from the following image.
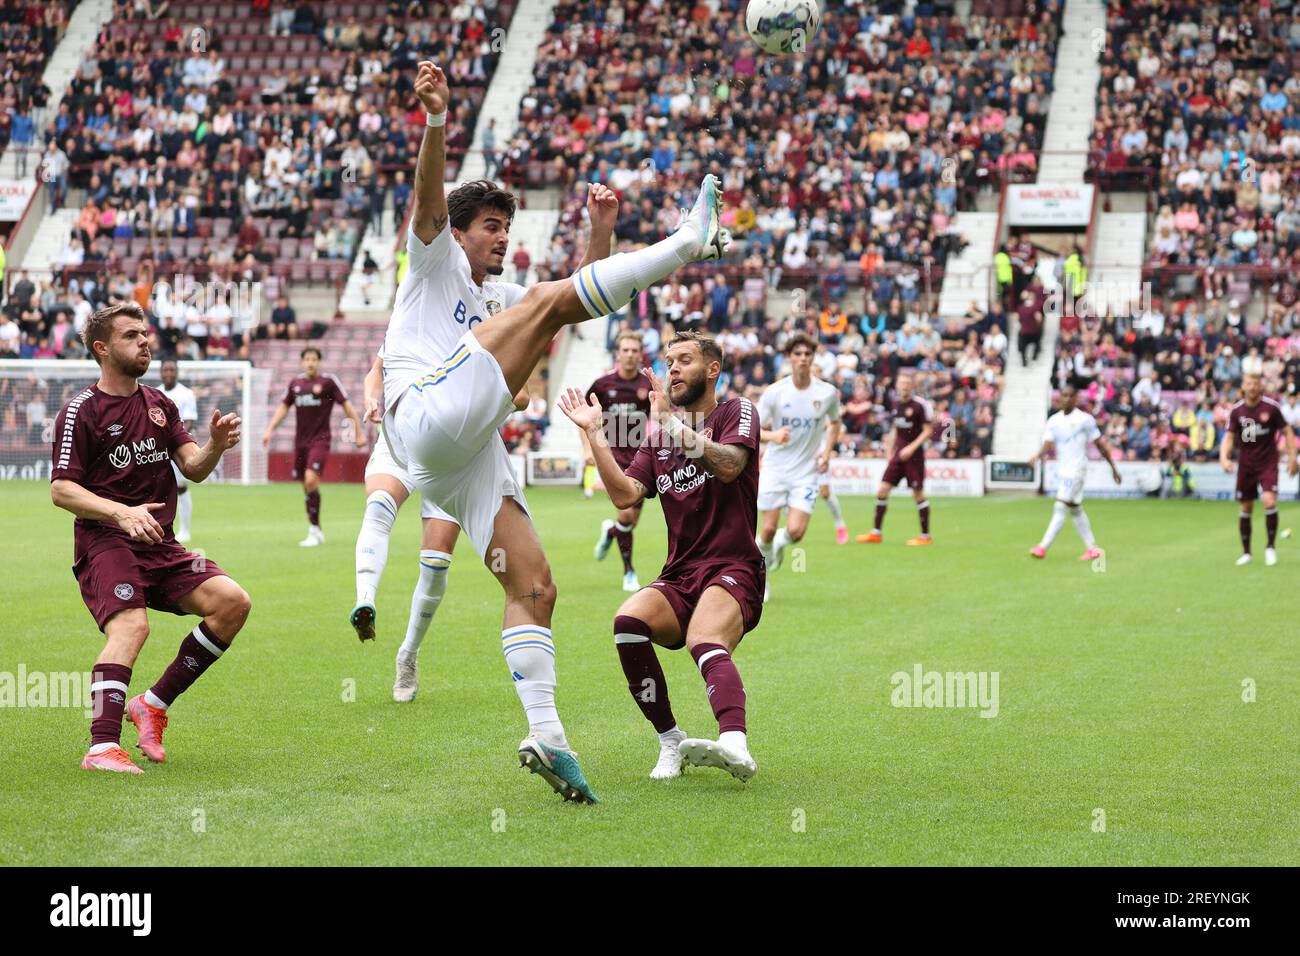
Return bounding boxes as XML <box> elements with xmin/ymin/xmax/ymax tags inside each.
<box><xmin>559</xmin><ymin>331</ymin><xmax>763</xmax><ymax>783</ymax></box>
<box><xmin>581</xmin><ymin>330</ymin><xmax>652</xmax><ymax>592</ymax></box>
<box><xmin>756</xmin><ymin>333</ymin><xmax>841</xmax><ymax>601</ymax></box>
<box><xmin>379</xmin><ymin>63</ymin><xmax>725</xmax><ymax>803</ymax></box>
<box><xmin>1220</xmin><ymin>372</ymin><xmax>1298</xmax><ymax>566</ymax></box>
<box><xmin>51</xmin><ymin>302</ymin><xmax>250</xmax><ymax>774</ymax></box>
<box><xmin>858</xmin><ymin>372</ymin><xmax>934</xmax><ymax>546</ymax></box>
<box><xmin>159</xmin><ymin>359</ymin><xmax>198</xmax><ymax>542</ymax></box>
<box><xmin>261</xmin><ymin>347</ymin><xmax>367</xmax><ymax>547</ymax></box>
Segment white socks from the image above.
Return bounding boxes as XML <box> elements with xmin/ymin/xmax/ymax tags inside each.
<box><xmin>176</xmin><ymin>487</ymin><xmax>192</xmax><ymax>538</ymax></box>
<box><xmin>756</xmin><ymin>535</ymin><xmax>773</xmax><ymax>564</ymax></box>
<box><xmin>773</xmin><ymin>527</ymin><xmax>792</xmax><ymax>560</ymax></box>
<box><xmin>355</xmin><ymin>490</ymin><xmax>398</xmax><ymax>605</ymax></box>
<box><xmin>1041</xmin><ymin>500</ymin><xmax>1068</xmax><ymax>548</ymax></box>
<box><xmin>1070</xmin><ymin>505</ymin><xmax>1096</xmax><ymax>548</ymax></box>
<box><xmin>571</xmin><ymin>230</ymin><xmax>698</xmax><ymax>318</ymax></box>
<box><xmin>823</xmin><ymin>491</ymin><xmax>844</xmax><ymax>525</ymax></box>
<box><xmin>398</xmin><ymin>549</ymin><xmax>450</xmax><ymax>660</ymax></box>
<box><xmin>719</xmin><ymin>730</ymin><xmax>749</xmax><ymax>753</ymax></box>
<box><xmin>501</xmin><ymin>624</ymin><xmax>567</xmax><ymax>750</ymax></box>
<box><xmin>659</xmin><ymin>726</ymin><xmax>685</xmax><ymax>745</ymax></box>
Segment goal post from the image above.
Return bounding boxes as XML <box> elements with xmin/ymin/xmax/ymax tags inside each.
<box><xmin>0</xmin><ymin>359</ymin><xmax>272</xmax><ymax>484</ymax></box>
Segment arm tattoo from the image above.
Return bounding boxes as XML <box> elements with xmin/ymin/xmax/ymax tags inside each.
<box><xmin>696</xmin><ymin>438</ymin><xmax>749</xmax><ymax>482</ymax></box>
<box><xmin>431</xmin><ymin>212</ymin><xmax>447</xmax><ymax>234</ymax></box>
<box><xmin>627</xmin><ymin>477</ymin><xmax>648</xmax><ymax>501</ymax></box>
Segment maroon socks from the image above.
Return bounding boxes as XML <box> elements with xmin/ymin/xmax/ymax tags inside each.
<box><xmin>1240</xmin><ymin>511</ymin><xmax>1252</xmax><ymax>554</ymax></box>
<box><xmin>918</xmin><ymin>499</ymin><xmax>930</xmax><ymax>535</ymax></box>
<box><xmin>614</xmin><ymin>615</ymin><xmax>676</xmax><ymax>733</ymax></box>
<box><xmin>1265</xmin><ymin>508</ymin><xmax>1278</xmax><ymax>548</ymax></box>
<box><xmin>690</xmin><ymin>642</ymin><xmax>747</xmax><ymax>734</ymax></box>
<box><xmin>306</xmin><ymin>490</ymin><xmax>321</xmax><ymax>526</ymax></box>
<box><xmin>90</xmin><ymin>663</ymin><xmax>132</xmax><ymax>747</ymax></box>
<box><xmin>148</xmin><ymin>621</ymin><xmax>229</xmax><ymax>709</ymax></box>
<box><xmin>874</xmin><ymin>499</ymin><xmax>887</xmax><ymax>533</ymax></box>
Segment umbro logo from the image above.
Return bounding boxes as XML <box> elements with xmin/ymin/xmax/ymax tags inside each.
<box><xmin>720</xmin><ymin>575</ymin><xmax>737</xmax><ymax>586</ymax></box>
<box><xmin>107</xmin><ymin>423</ymin><xmax>124</xmax><ymax>435</ymax></box>
<box><xmin>183</xmin><ymin>655</ymin><xmax>200</xmax><ymax>671</ymax></box>
<box><xmin>657</xmin><ymin>449</ymin><xmax>671</xmax><ymax>459</ymax></box>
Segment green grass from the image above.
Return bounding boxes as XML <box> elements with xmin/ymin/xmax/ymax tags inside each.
<box><xmin>0</xmin><ymin>481</ymin><xmax>1295</xmax><ymax>866</ymax></box>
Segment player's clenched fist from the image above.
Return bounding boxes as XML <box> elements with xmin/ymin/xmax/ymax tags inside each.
<box><xmin>209</xmin><ymin>409</ymin><xmax>242</xmax><ymax>451</ymax></box>
<box><xmin>115</xmin><ymin>502</ymin><xmax>166</xmax><ymax>544</ymax></box>
<box><xmin>415</xmin><ymin>60</ymin><xmax>449</xmax><ymax>114</ymax></box>
<box><xmin>587</xmin><ymin>182</ymin><xmax>619</xmax><ymax>234</ymax></box>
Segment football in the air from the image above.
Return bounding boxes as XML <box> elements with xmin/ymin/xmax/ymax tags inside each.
<box><xmin>746</xmin><ymin>0</ymin><xmax>821</xmax><ymax>55</ymax></box>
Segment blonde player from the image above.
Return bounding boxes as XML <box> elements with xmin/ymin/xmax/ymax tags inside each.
<box><xmin>1027</xmin><ymin>385</ymin><xmax>1121</xmax><ymax>560</ymax></box>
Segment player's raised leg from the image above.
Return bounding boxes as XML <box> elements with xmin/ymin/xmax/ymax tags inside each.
<box><xmin>471</xmin><ymin>172</ymin><xmax>730</xmax><ymax>400</ymax></box>
<box><xmin>352</xmin><ymin>474</ymin><xmax>409</xmax><ymax>641</ymax></box>
<box><xmin>127</xmin><ymin>575</ymin><xmax>250</xmax><ymax>762</ymax></box>
<box><xmin>487</xmin><ymin>499</ymin><xmax>598</xmax><ymax>803</ymax></box>
<box><xmin>393</xmin><ymin>512</ymin><xmax>458</xmax><ymax>702</ymax></box>
<box><xmin>613</xmin><ymin>586</ymin><xmax>688</xmax><ymax>779</ymax></box>
<box><xmin>83</xmin><ymin>608</ymin><xmax>150</xmax><ymax>773</ymax></box>
<box><xmin>677</xmin><ymin>587</ymin><xmax>757</xmax><ymax>783</ymax></box>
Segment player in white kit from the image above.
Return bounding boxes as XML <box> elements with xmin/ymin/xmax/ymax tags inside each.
<box><xmin>377</xmin><ymin>63</ymin><xmax>729</xmax><ymax>803</ymax></box>
<box><xmin>1027</xmin><ymin>385</ymin><xmax>1121</xmax><ymax>560</ymax></box>
<box><xmin>755</xmin><ymin>334</ymin><xmax>842</xmax><ymax>601</ymax></box>
<box><xmin>160</xmin><ymin>359</ymin><xmax>198</xmax><ymax>543</ymax></box>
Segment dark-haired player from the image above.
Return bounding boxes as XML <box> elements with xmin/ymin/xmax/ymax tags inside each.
<box><xmin>378</xmin><ymin>64</ymin><xmax>727</xmax><ymax>802</ymax></box>
<box><xmin>261</xmin><ymin>346</ymin><xmax>367</xmax><ymax>546</ymax></box>
<box><xmin>51</xmin><ymin>302</ymin><xmax>250</xmax><ymax>774</ymax></box>
<box><xmin>756</xmin><ymin>332</ymin><xmax>841</xmax><ymax>602</ymax></box>
<box><xmin>560</xmin><ymin>331</ymin><xmax>763</xmax><ymax>783</ymax></box>
<box><xmin>581</xmin><ymin>330</ymin><xmax>652</xmax><ymax>592</ymax></box>
<box><xmin>1221</xmin><ymin>372</ymin><xmax>1298</xmax><ymax>566</ymax></box>
<box><xmin>858</xmin><ymin>372</ymin><xmax>934</xmax><ymax>546</ymax></box>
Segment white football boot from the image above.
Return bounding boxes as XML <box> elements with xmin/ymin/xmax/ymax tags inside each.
<box><xmin>678</xmin><ymin>731</ymin><xmax>757</xmax><ymax>783</ymax></box>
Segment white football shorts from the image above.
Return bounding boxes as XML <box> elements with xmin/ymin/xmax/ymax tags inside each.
<box><xmin>385</xmin><ymin>331</ymin><xmax>529</xmax><ymax>557</ymax></box>
<box><xmin>365</xmin><ymin>429</ymin><xmax>457</xmax><ymax>523</ymax></box>
<box><xmin>757</xmin><ymin>468</ymin><xmax>819</xmax><ymax>515</ymax></box>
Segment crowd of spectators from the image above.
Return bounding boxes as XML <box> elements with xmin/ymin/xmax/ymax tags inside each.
<box><xmin>0</xmin><ymin>1</ymin><xmax>62</xmax><ymax>174</ymax></box>
<box><xmin>1080</xmin><ymin>0</ymin><xmax>1300</xmax><ymax>460</ymax></box>
<box><xmin>31</xmin><ymin>0</ymin><xmax>514</xmax><ymax>296</ymax></box>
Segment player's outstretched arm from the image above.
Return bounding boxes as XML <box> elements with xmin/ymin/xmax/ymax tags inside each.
<box><xmin>410</xmin><ymin>61</ymin><xmax>450</xmax><ymax>244</ymax></box>
<box><xmin>176</xmin><ymin>409</ymin><xmax>242</xmax><ymax>482</ymax></box>
<box><xmin>51</xmin><ymin>480</ymin><xmax>167</xmax><ymax>544</ymax></box>
<box><xmin>576</xmin><ymin>182</ymin><xmax>619</xmax><ymax>269</ymax></box>
<box><xmin>558</xmin><ymin>387</ymin><xmax>646</xmax><ymax>509</ymax></box>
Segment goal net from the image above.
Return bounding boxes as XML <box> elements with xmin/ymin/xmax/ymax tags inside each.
<box><xmin>0</xmin><ymin>360</ymin><xmax>272</xmax><ymax>483</ymax></box>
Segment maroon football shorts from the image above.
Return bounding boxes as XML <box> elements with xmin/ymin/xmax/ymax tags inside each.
<box><xmin>1235</xmin><ymin>462</ymin><xmax>1279</xmax><ymax>501</ymax></box>
<box><xmin>881</xmin><ymin>454</ymin><xmax>925</xmax><ymax>489</ymax></box>
<box><xmin>647</xmin><ymin>559</ymin><xmax>765</xmax><ymax>647</ymax></box>
<box><xmin>293</xmin><ymin>440</ymin><xmax>331</xmax><ymax>479</ymax></box>
<box><xmin>73</xmin><ymin>540</ymin><xmax>228</xmax><ymax>631</ymax></box>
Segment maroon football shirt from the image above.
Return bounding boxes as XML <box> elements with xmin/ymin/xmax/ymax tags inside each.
<box><xmin>586</xmin><ymin>369</ymin><xmax>652</xmax><ymax>468</ymax></box>
<box><xmin>282</xmin><ymin>374</ymin><xmax>349</xmax><ymax>447</ymax></box>
<box><xmin>624</xmin><ymin>397</ymin><xmax>761</xmax><ymax>574</ymax></box>
<box><xmin>1228</xmin><ymin>398</ymin><xmax>1286</xmax><ymax>470</ymax></box>
<box><xmin>890</xmin><ymin>397</ymin><xmax>931</xmax><ymax>458</ymax></box>
<box><xmin>50</xmin><ymin>384</ymin><xmax>195</xmax><ymax>558</ymax></box>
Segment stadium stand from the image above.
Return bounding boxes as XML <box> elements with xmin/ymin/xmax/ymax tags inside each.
<box><xmin>1068</xmin><ymin>0</ymin><xmax>1300</xmax><ymax>462</ymax></box>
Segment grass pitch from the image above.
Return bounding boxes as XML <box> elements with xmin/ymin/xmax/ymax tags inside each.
<box><xmin>0</xmin><ymin>481</ymin><xmax>1294</xmax><ymax>865</ymax></box>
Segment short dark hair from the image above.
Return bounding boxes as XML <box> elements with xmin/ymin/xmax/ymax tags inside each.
<box><xmin>668</xmin><ymin>330</ymin><xmax>722</xmax><ymax>366</ymax></box>
<box><xmin>301</xmin><ymin>346</ymin><xmax>322</xmax><ymax>360</ymax></box>
<box><xmin>84</xmin><ymin>301</ymin><xmax>147</xmax><ymax>365</ymax></box>
<box><xmin>447</xmin><ymin>180</ymin><xmax>517</xmax><ymax>232</ymax></box>
<box><xmin>161</xmin><ymin>358</ymin><xmax>178</xmax><ymax>369</ymax></box>
<box><xmin>785</xmin><ymin>332</ymin><xmax>817</xmax><ymax>354</ymax></box>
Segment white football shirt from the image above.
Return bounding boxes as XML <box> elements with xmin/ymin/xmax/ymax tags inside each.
<box><xmin>1044</xmin><ymin>408</ymin><xmax>1100</xmax><ymax>474</ymax></box>
<box><xmin>757</xmin><ymin>376</ymin><xmax>841</xmax><ymax>482</ymax></box>
<box><xmin>162</xmin><ymin>381</ymin><xmax>198</xmax><ymax>424</ymax></box>
<box><xmin>381</xmin><ymin>226</ymin><xmax>526</xmax><ymax>412</ymax></box>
